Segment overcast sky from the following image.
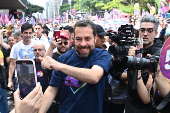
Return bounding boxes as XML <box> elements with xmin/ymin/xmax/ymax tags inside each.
<box><xmin>28</xmin><ymin>0</ymin><xmax>48</xmax><ymax>7</ymax></box>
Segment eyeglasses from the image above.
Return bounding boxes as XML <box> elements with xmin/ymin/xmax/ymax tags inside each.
<box><xmin>140</xmin><ymin>28</ymin><xmax>154</xmax><ymax>34</ymax></box>
<box><xmin>33</xmin><ymin>49</ymin><xmax>44</xmax><ymax>52</ymax></box>
<box><xmin>58</xmin><ymin>41</ymin><xmax>68</xmax><ymax>45</ymax></box>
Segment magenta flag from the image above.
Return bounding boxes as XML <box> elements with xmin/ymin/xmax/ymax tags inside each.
<box><xmin>21</xmin><ymin>15</ymin><xmax>25</xmax><ymax>24</ymax></box>
<box><xmin>5</xmin><ymin>13</ymin><xmax>9</xmax><ymax>24</ymax></box>
<box><xmin>10</xmin><ymin>16</ymin><xmax>15</xmax><ymax>24</ymax></box>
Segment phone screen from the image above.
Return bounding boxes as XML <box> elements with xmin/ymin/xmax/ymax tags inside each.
<box><xmin>53</xmin><ymin>30</ymin><xmax>60</xmax><ymax>41</ymax></box>
<box><xmin>16</xmin><ymin>60</ymin><xmax>36</xmax><ymax>99</ymax></box>
<box><xmin>166</xmin><ymin>13</ymin><xmax>170</xmax><ymax>19</ymax></box>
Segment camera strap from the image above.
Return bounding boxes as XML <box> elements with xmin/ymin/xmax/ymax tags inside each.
<box><xmin>150</xmin><ymin>73</ymin><xmax>156</xmax><ymax>108</ymax></box>
<box><xmin>150</xmin><ymin>73</ymin><xmax>170</xmax><ymax>110</ymax></box>
<box><xmin>156</xmin><ymin>91</ymin><xmax>170</xmax><ymax>110</ymax></box>
<box><xmin>150</xmin><ymin>86</ymin><xmax>156</xmax><ymax>108</ymax></box>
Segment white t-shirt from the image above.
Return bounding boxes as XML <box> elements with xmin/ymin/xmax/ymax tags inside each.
<box><xmin>10</xmin><ymin>40</ymin><xmax>36</xmax><ymax>60</ymax></box>
<box><xmin>33</xmin><ymin>35</ymin><xmax>50</xmax><ymax>51</ymax></box>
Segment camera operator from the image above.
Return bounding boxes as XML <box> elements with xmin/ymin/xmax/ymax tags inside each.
<box><xmin>112</xmin><ymin>14</ymin><xmax>162</xmax><ymax>113</ymax></box>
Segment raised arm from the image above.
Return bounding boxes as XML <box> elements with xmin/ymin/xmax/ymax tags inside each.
<box><xmin>137</xmin><ymin>71</ymin><xmax>155</xmax><ymax>104</ymax></box>
<box><xmin>155</xmin><ymin>70</ymin><xmax>170</xmax><ymax>98</ymax></box>
<box><xmin>0</xmin><ymin>30</ymin><xmax>10</xmax><ymax>50</ymax></box>
<box><xmin>45</xmin><ymin>37</ymin><xmax>60</xmax><ymax>57</ymax></box>
<box><xmin>40</xmin><ymin>56</ymin><xmax>105</xmax><ymax>84</ymax></box>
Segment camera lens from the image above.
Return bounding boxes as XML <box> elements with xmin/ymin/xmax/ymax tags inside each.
<box><xmin>127</xmin><ymin>56</ymin><xmax>150</xmax><ymax>70</ymax></box>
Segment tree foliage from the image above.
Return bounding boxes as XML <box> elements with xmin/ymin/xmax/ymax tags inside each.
<box><xmin>72</xmin><ymin>0</ymin><xmax>158</xmax><ymax>15</ymax></box>
<box><xmin>23</xmin><ymin>3</ymin><xmax>44</xmax><ymax>16</ymax></box>
<box><xmin>59</xmin><ymin>3</ymin><xmax>70</xmax><ymax>15</ymax></box>
<box><xmin>95</xmin><ymin>0</ymin><xmax>133</xmax><ymax>14</ymax></box>
<box><xmin>72</xmin><ymin>0</ymin><xmax>82</xmax><ymax>10</ymax></box>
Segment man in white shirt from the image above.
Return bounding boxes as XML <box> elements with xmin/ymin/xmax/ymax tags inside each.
<box><xmin>8</xmin><ymin>22</ymin><xmax>36</xmax><ymax>90</ymax></box>
<box><xmin>34</xmin><ymin>23</ymin><xmax>49</xmax><ymax>50</ymax></box>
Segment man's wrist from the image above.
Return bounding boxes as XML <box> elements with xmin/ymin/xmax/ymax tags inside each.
<box><xmin>49</xmin><ymin>46</ymin><xmax>55</xmax><ymax>50</ymax></box>
<box><xmin>8</xmin><ymin>78</ymin><xmax>13</xmax><ymax>82</ymax></box>
<box><xmin>137</xmin><ymin>76</ymin><xmax>142</xmax><ymax>80</ymax></box>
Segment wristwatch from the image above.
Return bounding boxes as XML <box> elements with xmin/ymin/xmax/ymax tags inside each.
<box><xmin>137</xmin><ymin>76</ymin><xmax>142</xmax><ymax>80</ymax></box>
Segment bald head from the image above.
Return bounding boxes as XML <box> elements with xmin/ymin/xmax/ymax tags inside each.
<box><xmin>33</xmin><ymin>41</ymin><xmax>46</xmax><ymax>62</ymax></box>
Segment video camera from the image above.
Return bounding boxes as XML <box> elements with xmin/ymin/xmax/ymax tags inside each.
<box><xmin>108</xmin><ymin>24</ymin><xmax>139</xmax><ymax>58</ymax></box>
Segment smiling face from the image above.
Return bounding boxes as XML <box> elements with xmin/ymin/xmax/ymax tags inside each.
<box><xmin>75</xmin><ymin>26</ymin><xmax>96</xmax><ymax>58</ymax></box>
<box><xmin>8</xmin><ymin>36</ymin><xmax>16</xmax><ymax>48</ymax></box>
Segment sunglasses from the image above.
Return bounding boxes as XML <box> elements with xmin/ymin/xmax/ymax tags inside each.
<box><xmin>58</xmin><ymin>41</ymin><xmax>68</xmax><ymax>45</ymax></box>
<box><xmin>33</xmin><ymin>49</ymin><xmax>44</xmax><ymax>52</ymax></box>
<box><xmin>140</xmin><ymin>28</ymin><xmax>154</xmax><ymax>34</ymax></box>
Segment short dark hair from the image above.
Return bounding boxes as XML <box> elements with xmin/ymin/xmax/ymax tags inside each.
<box><xmin>74</xmin><ymin>20</ymin><xmax>96</xmax><ymax>37</ymax></box>
<box><xmin>63</xmin><ymin>25</ymin><xmax>74</xmax><ymax>33</ymax></box>
<box><xmin>42</xmin><ymin>29</ymin><xmax>49</xmax><ymax>36</ymax></box>
<box><xmin>35</xmin><ymin>23</ymin><xmax>43</xmax><ymax>28</ymax></box>
<box><xmin>21</xmin><ymin>22</ymin><xmax>34</xmax><ymax>33</ymax></box>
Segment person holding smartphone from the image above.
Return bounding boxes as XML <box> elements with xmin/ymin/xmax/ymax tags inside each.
<box><xmin>10</xmin><ymin>82</ymin><xmax>43</xmax><ymax>113</ymax></box>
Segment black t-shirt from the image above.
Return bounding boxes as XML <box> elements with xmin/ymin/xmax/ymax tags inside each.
<box><xmin>52</xmin><ymin>52</ymin><xmax>60</xmax><ymax>61</ymax></box>
<box><xmin>52</xmin><ymin>52</ymin><xmax>61</xmax><ymax>102</ymax></box>
<box><xmin>35</xmin><ymin>60</ymin><xmax>52</xmax><ymax>93</ymax></box>
<box><xmin>3</xmin><ymin>48</ymin><xmax>11</xmax><ymax>69</ymax></box>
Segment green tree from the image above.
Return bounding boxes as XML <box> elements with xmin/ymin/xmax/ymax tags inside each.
<box><xmin>72</xmin><ymin>0</ymin><xmax>158</xmax><ymax>15</ymax></box>
<box><xmin>59</xmin><ymin>3</ymin><xmax>70</xmax><ymax>15</ymax></box>
<box><xmin>95</xmin><ymin>0</ymin><xmax>133</xmax><ymax>14</ymax></box>
<box><xmin>73</xmin><ymin>0</ymin><xmax>110</xmax><ymax>12</ymax></box>
<box><xmin>72</xmin><ymin>0</ymin><xmax>82</xmax><ymax>10</ymax></box>
<box><xmin>23</xmin><ymin>3</ymin><xmax>44</xmax><ymax>16</ymax></box>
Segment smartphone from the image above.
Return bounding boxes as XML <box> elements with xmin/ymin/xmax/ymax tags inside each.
<box><xmin>53</xmin><ymin>30</ymin><xmax>60</xmax><ymax>41</ymax></box>
<box><xmin>16</xmin><ymin>59</ymin><xmax>37</xmax><ymax>99</ymax></box>
<box><xmin>166</xmin><ymin>13</ymin><xmax>170</xmax><ymax>23</ymax></box>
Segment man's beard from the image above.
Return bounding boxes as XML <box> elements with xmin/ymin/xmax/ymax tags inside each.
<box><xmin>58</xmin><ymin>47</ymin><xmax>68</xmax><ymax>54</ymax></box>
<box><xmin>76</xmin><ymin>45</ymin><xmax>94</xmax><ymax>58</ymax></box>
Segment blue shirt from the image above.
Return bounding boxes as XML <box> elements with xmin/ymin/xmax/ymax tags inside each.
<box><xmin>49</xmin><ymin>48</ymin><xmax>111</xmax><ymax>113</ymax></box>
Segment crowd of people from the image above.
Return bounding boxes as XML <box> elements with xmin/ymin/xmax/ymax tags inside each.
<box><xmin>0</xmin><ymin>12</ymin><xmax>170</xmax><ymax>113</ymax></box>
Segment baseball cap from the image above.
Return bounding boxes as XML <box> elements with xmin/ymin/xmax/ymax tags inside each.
<box><xmin>95</xmin><ymin>24</ymin><xmax>108</xmax><ymax>36</ymax></box>
<box><xmin>60</xmin><ymin>31</ymin><xmax>69</xmax><ymax>39</ymax></box>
